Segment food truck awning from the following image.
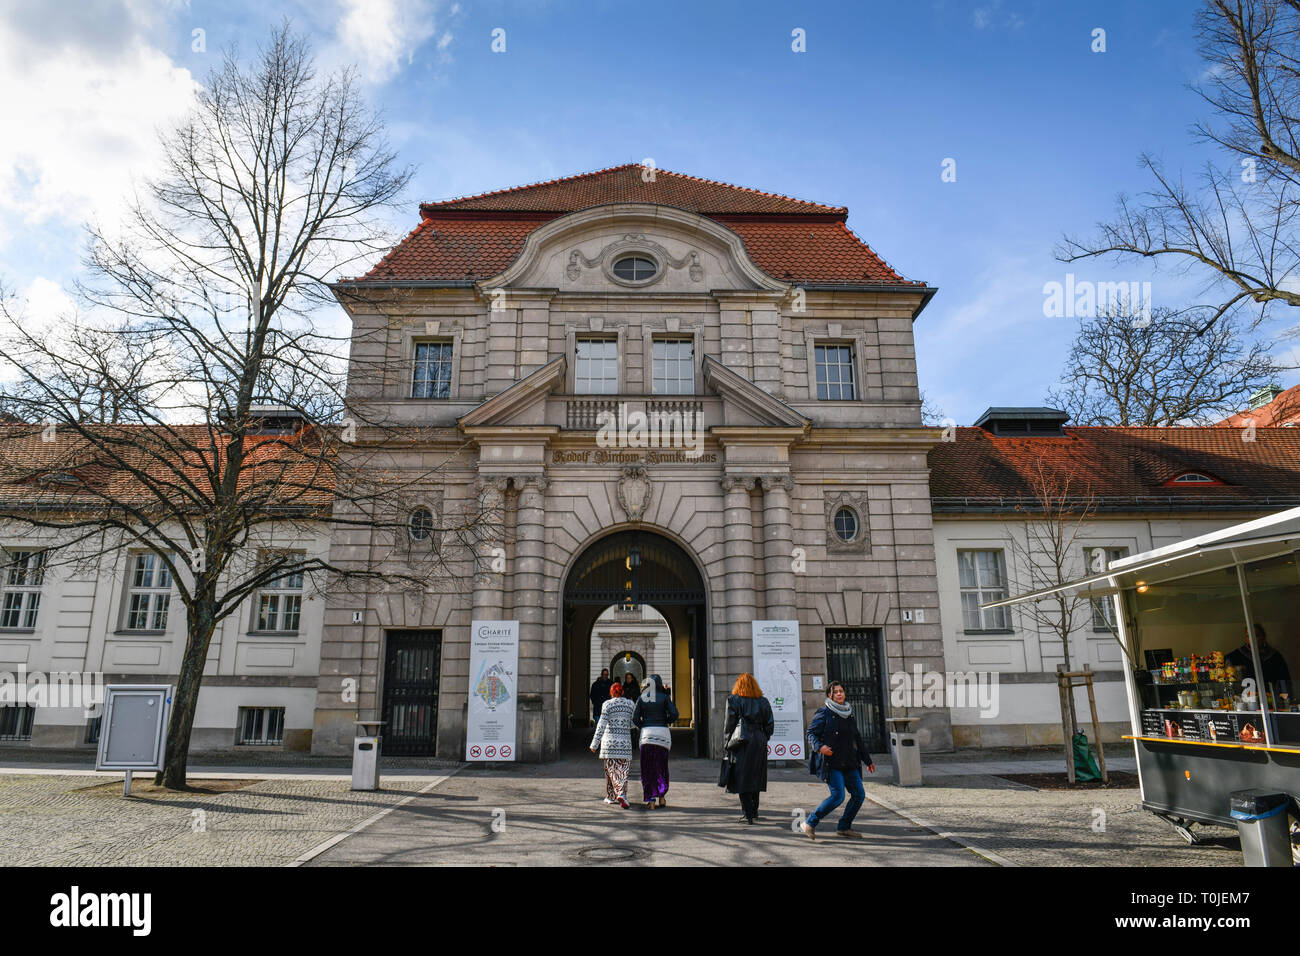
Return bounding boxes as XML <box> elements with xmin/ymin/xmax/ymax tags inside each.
<box><xmin>982</xmin><ymin>505</ymin><xmax>1300</xmax><ymax>610</ymax></box>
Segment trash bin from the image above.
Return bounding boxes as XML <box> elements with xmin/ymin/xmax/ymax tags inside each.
<box><xmin>1229</xmin><ymin>790</ymin><xmax>1292</xmax><ymax>866</ymax></box>
<box><xmin>351</xmin><ymin>720</ymin><xmax>385</xmax><ymax>792</ymax></box>
<box><xmin>886</xmin><ymin>717</ymin><xmax>922</xmax><ymax>787</ymax></box>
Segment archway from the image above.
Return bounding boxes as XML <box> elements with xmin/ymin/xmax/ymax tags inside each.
<box><xmin>561</xmin><ymin>528</ymin><xmax>709</xmax><ymax>756</ymax></box>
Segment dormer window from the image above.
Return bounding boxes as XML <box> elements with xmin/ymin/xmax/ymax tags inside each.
<box><xmin>612</xmin><ymin>256</ymin><xmax>656</xmax><ymax>282</ymax></box>
<box><xmin>1168</xmin><ymin>472</ymin><xmax>1223</xmax><ymax>485</ymax></box>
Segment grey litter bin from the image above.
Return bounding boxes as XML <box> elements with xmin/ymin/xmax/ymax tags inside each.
<box><xmin>886</xmin><ymin>717</ymin><xmax>922</xmax><ymax>787</ymax></box>
<box><xmin>351</xmin><ymin>720</ymin><xmax>385</xmax><ymax>792</ymax></box>
<box><xmin>1229</xmin><ymin>790</ymin><xmax>1292</xmax><ymax>866</ymax></box>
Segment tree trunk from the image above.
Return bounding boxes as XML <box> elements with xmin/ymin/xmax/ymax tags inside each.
<box><xmin>156</xmin><ymin>598</ymin><xmax>218</xmax><ymax>789</ymax></box>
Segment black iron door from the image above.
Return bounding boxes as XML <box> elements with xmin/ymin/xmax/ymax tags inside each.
<box><xmin>381</xmin><ymin>630</ymin><xmax>441</xmax><ymax>756</ymax></box>
<box><xmin>825</xmin><ymin>628</ymin><xmax>886</xmax><ymax>754</ymax></box>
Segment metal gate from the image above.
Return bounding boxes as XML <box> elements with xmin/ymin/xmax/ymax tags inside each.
<box><xmin>825</xmin><ymin>628</ymin><xmax>887</xmax><ymax>754</ymax></box>
<box><xmin>381</xmin><ymin>630</ymin><xmax>441</xmax><ymax>756</ymax></box>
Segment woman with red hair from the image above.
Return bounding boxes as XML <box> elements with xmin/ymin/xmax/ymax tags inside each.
<box><xmin>590</xmin><ymin>677</ymin><xmax>635</xmax><ymax>808</ymax></box>
<box><xmin>718</xmin><ymin>672</ymin><xmax>774</xmax><ymax>824</ymax></box>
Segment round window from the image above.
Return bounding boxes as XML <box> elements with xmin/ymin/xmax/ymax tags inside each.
<box><xmin>408</xmin><ymin>507</ymin><xmax>434</xmax><ymax>541</ymax></box>
<box><xmin>833</xmin><ymin>507</ymin><xmax>859</xmax><ymax>542</ymax></box>
<box><xmin>612</xmin><ymin>256</ymin><xmax>657</xmax><ymax>281</ymax></box>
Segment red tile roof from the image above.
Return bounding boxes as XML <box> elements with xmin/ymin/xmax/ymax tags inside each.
<box><xmin>929</xmin><ymin>426</ymin><xmax>1300</xmax><ymax>509</ymax></box>
<box><xmin>350</xmin><ymin>164</ymin><xmax>922</xmax><ymax>286</ymax></box>
<box><xmin>1215</xmin><ymin>384</ymin><xmax>1300</xmax><ymax>428</ymax></box>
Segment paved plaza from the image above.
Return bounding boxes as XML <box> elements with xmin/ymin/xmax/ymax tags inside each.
<box><xmin>0</xmin><ymin>747</ymin><xmax>1244</xmax><ymax>867</ymax></box>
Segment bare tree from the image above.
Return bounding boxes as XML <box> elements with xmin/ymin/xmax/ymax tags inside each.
<box><xmin>1006</xmin><ymin>461</ymin><xmax>1100</xmax><ymax>736</ymax></box>
<box><xmin>0</xmin><ymin>25</ymin><xmax>490</xmax><ymax>789</ymax></box>
<box><xmin>1047</xmin><ymin>303</ymin><xmax>1280</xmax><ymax>424</ymax></box>
<box><xmin>1058</xmin><ymin>0</ymin><xmax>1300</xmax><ymax>344</ymax></box>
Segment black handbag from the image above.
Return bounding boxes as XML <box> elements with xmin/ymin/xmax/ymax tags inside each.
<box><xmin>726</xmin><ymin>715</ymin><xmax>750</xmax><ymax>751</ymax></box>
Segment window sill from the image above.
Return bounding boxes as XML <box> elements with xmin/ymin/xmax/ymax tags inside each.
<box><xmin>113</xmin><ymin>630</ymin><xmax>168</xmax><ymax>637</ymax></box>
<box><xmin>246</xmin><ymin>631</ymin><xmax>301</xmax><ymax>638</ymax></box>
<box><xmin>962</xmin><ymin>629</ymin><xmax>1015</xmax><ymax>636</ymax></box>
<box><xmin>0</xmin><ymin>628</ymin><xmax>37</xmax><ymax>635</ymax></box>
<box><xmin>1091</xmin><ymin>627</ymin><xmax>1118</xmax><ymax>633</ymax></box>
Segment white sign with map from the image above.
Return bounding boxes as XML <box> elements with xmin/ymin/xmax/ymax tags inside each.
<box><xmin>751</xmin><ymin>620</ymin><xmax>805</xmax><ymax>760</ymax></box>
<box><xmin>467</xmin><ymin>620</ymin><xmax>519</xmax><ymax>761</ymax></box>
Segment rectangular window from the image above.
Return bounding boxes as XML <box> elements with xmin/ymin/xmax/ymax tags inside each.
<box><xmin>1087</xmin><ymin>547</ymin><xmax>1129</xmax><ymax>629</ymax></box>
<box><xmin>651</xmin><ymin>337</ymin><xmax>694</xmax><ymax>395</ymax></box>
<box><xmin>1</xmin><ymin>550</ymin><xmax>45</xmax><ymax>629</ymax></box>
<box><xmin>254</xmin><ymin>556</ymin><xmax>304</xmax><ymax>633</ymax></box>
<box><xmin>575</xmin><ymin>337</ymin><xmax>618</xmax><ymax>394</ymax></box>
<box><xmin>124</xmin><ymin>553</ymin><xmax>171</xmax><ymax>631</ymax></box>
<box><xmin>958</xmin><ymin>549</ymin><xmax>1010</xmax><ymax>631</ymax></box>
<box><xmin>86</xmin><ymin>716</ymin><xmax>102</xmax><ymax>745</ymax></box>
<box><xmin>237</xmin><ymin>706</ymin><xmax>285</xmax><ymax>745</ymax></box>
<box><xmin>411</xmin><ymin>341</ymin><xmax>453</xmax><ymax>399</ymax></box>
<box><xmin>0</xmin><ymin>706</ymin><xmax>34</xmax><ymax>740</ymax></box>
<box><xmin>814</xmin><ymin>344</ymin><xmax>856</xmax><ymax>400</ymax></box>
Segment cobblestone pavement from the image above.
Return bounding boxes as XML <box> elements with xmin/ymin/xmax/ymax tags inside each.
<box><xmin>0</xmin><ymin>773</ymin><xmax>452</xmax><ymax>866</ymax></box>
<box><xmin>861</xmin><ymin>773</ymin><xmax>1242</xmax><ymax>867</ymax></box>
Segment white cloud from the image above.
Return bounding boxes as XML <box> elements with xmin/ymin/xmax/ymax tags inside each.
<box><xmin>0</xmin><ymin>2</ymin><xmax>197</xmax><ymax>243</ymax></box>
<box><xmin>335</xmin><ymin>0</ymin><xmax>440</xmax><ymax>84</ymax></box>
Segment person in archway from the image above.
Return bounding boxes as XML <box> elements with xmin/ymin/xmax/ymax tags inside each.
<box><xmin>589</xmin><ymin>668</ymin><xmax>613</xmax><ymax>726</ymax></box>
<box><xmin>800</xmin><ymin>681</ymin><xmax>876</xmax><ymax>840</ymax></box>
<box><xmin>590</xmin><ymin>679</ymin><xmax>635</xmax><ymax>808</ymax></box>
<box><xmin>621</xmin><ymin>671</ymin><xmax>640</xmax><ymax>703</ymax></box>
<box><xmin>632</xmin><ymin>674</ymin><xmax>678</xmax><ymax>808</ymax></box>
<box><xmin>719</xmin><ymin>672</ymin><xmax>774</xmax><ymax>825</ymax></box>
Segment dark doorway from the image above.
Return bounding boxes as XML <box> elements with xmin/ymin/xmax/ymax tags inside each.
<box><xmin>562</xmin><ymin>530</ymin><xmax>709</xmax><ymax>756</ymax></box>
<box><xmin>826</xmin><ymin>627</ymin><xmax>887</xmax><ymax>754</ymax></box>
<box><xmin>381</xmin><ymin>630</ymin><xmax>441</xmax><ymax>756</ymax></box>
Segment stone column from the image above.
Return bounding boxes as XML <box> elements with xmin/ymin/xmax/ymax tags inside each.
<box><xmin>760</xmin><ymin>474</ymin><xmax>796</xmax><ymax>620</ymax></box>
<box><xmin>472</xmin><ymin>476</ymin><xmax>509</xmax><ymax>621</ymax></box>
<box><xmin>513</xmin><ymin>474</ymin><xmax>547</xmax><ymax>686</ymax></box>
<box><xmin>721</xmin><ymin>474</ymin><xmax>758</xmax><ymax>672</ymax></box>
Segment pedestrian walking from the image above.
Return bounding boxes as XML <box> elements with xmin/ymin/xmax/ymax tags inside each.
<box><xmin>588</xmin><ymin>668</ymin><xmax>613</xmax><ymax>725</ymax></box>
<box><xmin>620</xmin><ymin>672</ymin><xmax>640</xmax><ymax>702</ymax></box>
<box><xmin>632</xmin><ymin>674</ymin><xmax>678</xmax><ymax>808</ymax></box>
<box><xmin>590</xmin><ymin>679</ymin><xmax>635</xmax><ymax>808</ymax></box>
<box><xmin>800</xmin><ymin>681</ymin><xmax>876</xmax><ymax>840</ymax></box>
<box><xmin>718</xmin><ymin>672</ymin><xmax>774</xmax><ymax>825</ymax></box>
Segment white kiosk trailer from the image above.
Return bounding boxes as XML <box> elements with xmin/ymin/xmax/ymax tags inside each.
<box><xmin>986</xmin><ymin>507</ymin><xmax>1300</xmax><ymax>853</ymax></box>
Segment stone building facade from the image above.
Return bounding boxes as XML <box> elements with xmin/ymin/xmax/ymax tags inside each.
<box><xmin>313</xmin><ymin>165</ymin><xmax>948</xmax><ymax>761</ymax></box>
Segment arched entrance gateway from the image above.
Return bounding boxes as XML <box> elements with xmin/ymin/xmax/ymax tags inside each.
<box><xmin>561</xmin><ymin>529</ymin><xmax>709</xmax><ymax>756</ymax></box>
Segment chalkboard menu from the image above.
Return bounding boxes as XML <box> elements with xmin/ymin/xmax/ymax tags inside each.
<box><xmin>1140</xmin><ymin>709</ymin><xmax>1264</xmax><ymax>743</ymax></box>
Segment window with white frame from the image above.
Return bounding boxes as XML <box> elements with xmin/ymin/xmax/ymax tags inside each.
<box><xmin>411</xmin><ymin>341</ymin><xmax>454</xmax><ymax>399</ymax></box>
<box><xmin>814</xmin><ymin>344</ymin><xmax>856</xmax><ymax>400</ymax></box>
<box><xmin>1087</xmin><ymin>546</ymin><xmax>1128</xmax><ymax>629</ymax></box>
<box><xmin>237</xmin><ymin>706</ymin><xmax>285</xmax><ymax>745</ymax></box>
<box><xmin>124</xmin><ymin>553</ymin><xmax>172</xmax><ymax>631</ymax></box>
<box><xmin>254</xmin><ymin>554</ymin><xmax>304</xmax><ymax>633</ymax></box>
<box><xmin>958</xmin><ymin>549</ymin><xmax>1011</xmax><ymax>631</ymax></box>
<box><xmin>651</xmin><ymin>337</ymin><xmax>694</xmax><ymax>395</ymax></box>
<box><xmin>1</xmin><ymin>550</ymin><xmax>46</xmax><ymax>629</ymax></box>
<box><xmin>575</xmin><ymin>337</ymin><xmax>618</xmax><ymax>394</ymax></box>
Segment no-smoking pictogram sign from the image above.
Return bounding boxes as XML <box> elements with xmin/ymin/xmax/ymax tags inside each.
<box><xmin>790</xmin><ymin>744</ymin><xmax>802</xmax><ymax>756</ymax></box>
<box><xmin>500</xmin><ymin>745</ymin><xmax>512</xmax><ymax>758</ymax></box>
<box><xmin>469</xmin><ymin>745</ymin><xmax>481</xmax><ymax>758</ymax></box>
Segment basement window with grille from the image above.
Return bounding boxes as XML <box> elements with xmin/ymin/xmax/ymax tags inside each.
<box><xmin>237</xmin><ymin>706</ymin><xmax>285</xmax><ymax>746</ymax></box>
<box><xmin>0</xmin><ymin>705</ymin><xmax>35</xmax><ymax>740</ymax></box>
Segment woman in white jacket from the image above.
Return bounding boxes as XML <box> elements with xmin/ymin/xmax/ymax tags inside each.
<box><xmin>590</xmin><ymin>679</ymin><xmax>636</xmax><ymax>808</ymax></box>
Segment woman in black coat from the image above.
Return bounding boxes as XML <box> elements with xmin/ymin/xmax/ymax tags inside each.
<box><xmin>719</xmin><ymin>671</ymin><xmax>775</xmax><ymax>825</ymax></box>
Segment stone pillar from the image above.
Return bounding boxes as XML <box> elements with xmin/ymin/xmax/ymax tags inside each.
<box><xmin>721</xmin><ymin>474</ymin><xmax>757</xmax><ymax>674</ymax></box>
<box><xmin>472</xmin><ymin>477</ymin><xmax>509</xmax><ymax>621</ymax></box>
<box><xmin>512</xmin><ymin>473</ymin><xmax>549</xmax><ymax>761</ymax></box>
<box><xmin>760</xmin><ymin>474</ymin><xmax>796</xmax><ymax>620</ymax></box>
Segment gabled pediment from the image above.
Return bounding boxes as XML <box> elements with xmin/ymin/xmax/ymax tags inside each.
<box><xmin>459</xmin><ymin>355</ymin><xmax>566</xmax><ymax>428</ymax></box>
<box><xmin>701</xmin><ymin>355</ymin><xmax>809</xmax><ymax>430</ymax></box>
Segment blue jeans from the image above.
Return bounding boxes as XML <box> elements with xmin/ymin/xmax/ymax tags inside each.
<box><xmin>806</xmin><ymin>767</ymin><xmax>864</xmax><ymax>831</ymax></box>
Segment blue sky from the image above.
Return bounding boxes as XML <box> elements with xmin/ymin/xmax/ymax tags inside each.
<box><xmin>2</xmin><ymin>0</ymin><xmax>1291</xmax><ymax>423</ymax></box>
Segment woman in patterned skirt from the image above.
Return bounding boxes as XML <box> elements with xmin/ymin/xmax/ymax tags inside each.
<box><xmin>590</xmin><ymin>679</ymin><xmax>635</xmax><ymax>808</ymax></box>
